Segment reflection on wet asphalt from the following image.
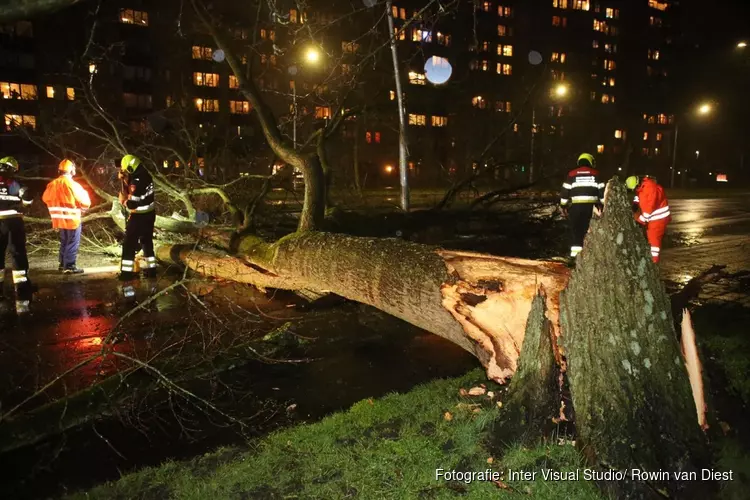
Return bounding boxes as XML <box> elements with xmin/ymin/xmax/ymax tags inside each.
<box><xmin>667</xmin><ymin>198</ymin><xmax>750</xmax><ymax>246</ymax></box>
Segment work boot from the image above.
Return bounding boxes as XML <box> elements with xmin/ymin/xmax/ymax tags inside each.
<box><xmin>58</xmin><ymin>264</ymin><xmax>64</xmax><ymax>272</ymax></box>
<box><xmin>63</xmin><ymin>266</ymin><xmax>85</xmax><ymax>275</ymax></box>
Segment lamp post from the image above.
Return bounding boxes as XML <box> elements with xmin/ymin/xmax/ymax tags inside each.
<box><xmin>289</xmin><ymin>46</ymin><xmax>322</xmax><ymax>151</ymax></box>
<box><xmin>670</xmin><ymin>101</ymin><xmax>713</xmax><ymax>188</ymax></box>
<box><xmin>530</xmin><ymin>83</ymin><xmax>569</xmax><ymax>183</ymax></box>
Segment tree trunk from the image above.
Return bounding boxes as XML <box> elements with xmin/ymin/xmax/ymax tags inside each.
<box><xmin>493</xmin><ymin>290</ymin><xmax>560</xmax><ymax>444</ymax></box>
<box><xmin>157</xmin><ymin>232</ymin><xmax>570</xmax><ymax>383</ymax></box>
<box><xmin>560</xmin><ymin>180</ymin><xmax>711</xmax><ymax>498</ymax></box>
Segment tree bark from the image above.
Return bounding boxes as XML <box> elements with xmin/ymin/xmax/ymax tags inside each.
<box><xmin>493</xmin><ymin>290</ymin><xmax>560</xmax><ymax>444</ymax></box>
<box><xmin>560</xmin><ymin>180</ymin><xmax>711</xmax><ymax>498</ymax></box>
<box><xmin>157</xmin><ymin>232</ymin><xmax>570</xmax><ymax>383</ymax></box>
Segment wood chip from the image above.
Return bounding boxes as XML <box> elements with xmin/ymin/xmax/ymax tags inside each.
<box><xmin>444</xmin><ymin>411</ymin><xmax>453</xmax><ymax>421</ymax></box>
<box><xmin>468</xmin><ymin>386</ymin><xmax>486</xmax><ymax>396</ymax></box>
<box><xmin>487</xmin><ymin>457</ymin><xmax>494</xmax><ymax>464</ymax></box>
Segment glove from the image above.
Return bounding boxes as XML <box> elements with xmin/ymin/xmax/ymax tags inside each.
<box><xmin>593</xmin><ymin>206</ymin><xmax>602</xmax><ymax>217</ymax></box>
<box><xmin>560</xmin><ymin>206</ymin><xmax>568</xmax><ymax>218</ymax></box>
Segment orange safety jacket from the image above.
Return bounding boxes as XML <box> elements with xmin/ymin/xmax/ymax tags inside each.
<box><xmin>634</xmin><ymin>177</ymin><xmax>671</xmax><ymax>226</ymax></box>
<box><xmin>42</xmin><ymin>175</ymin><xmax>92</xmax><ymax>229</ymax></box>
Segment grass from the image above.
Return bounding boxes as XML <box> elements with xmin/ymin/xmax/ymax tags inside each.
<box><xmin>71</xmin><ymin>369</ymin><xmax>603</xmax><ymax>500</ymax></box>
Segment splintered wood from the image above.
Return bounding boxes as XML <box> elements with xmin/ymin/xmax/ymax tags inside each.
<box><xmin>681</xmin><ymin>309</ymin><xmax>709</xmax><ymax>431</ymax></box>
<box><xmin>438</xmin><ymin>250</ymin><xmax>570</xmax><ymax>383</ymax></box>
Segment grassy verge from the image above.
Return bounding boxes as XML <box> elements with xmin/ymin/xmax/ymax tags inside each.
<box><xmin>72</xmin><ymin>369</ymin><xmax>602</xmax><ymax>500</ymax></box>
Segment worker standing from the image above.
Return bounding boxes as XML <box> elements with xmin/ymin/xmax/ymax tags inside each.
<box><xmin>626</xmin><ymin>176</ymin><xmax>671</xmax><ymax>263</ymax></box>
<box><xmin>42</xmin><ymin>159</ymin><xmax>91</xmax><ymax>274</ymax></box>
<box><xmin>0</xmin><ymin>156</ymin><xmax>35</xmax><ymax>307</ymax></box>
<box><xmin>559</xmin><ymin>153</ymin><xmax>605</xmax><ymax>261</ymax></box>
<box><xmin>118</xmin><ymin>155</ymin><xmax>156</xmax><ymax>281</ymax></box>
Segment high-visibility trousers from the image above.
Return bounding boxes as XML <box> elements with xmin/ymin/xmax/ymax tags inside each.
<box><xmin>120</xmin><ymin>212</ymin><xmax>156</xmax><ymax>275</ymax></box>
<box><xmin>0</xmin><ymin>217</ymin><xmax>31</xmax><ymax>299</ymax></box>
<box><xmin>568</xmin><ymin>203</ymin><xmax>595</xmax><ymax>258</ymax></box>
<box><xmin>646</xmin><ymin>220</ymin><xmax>668</xmax><ymax>264</ymax></box>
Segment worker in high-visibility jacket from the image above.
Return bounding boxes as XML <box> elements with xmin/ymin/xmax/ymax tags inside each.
<box><xmin>626</xmin><ymin>175</ymin><xmax>671</xmax><ymax>263</ymax></box>
<box><xmin>0</xmin><ymin>156</ymin><xmax>34</xmax><ymax>305</ymax></box>
<box><xmin>559</xmin><ymin>153</ymin><xmax>605</xmax><ymax>260</ymax></box>
<box><xmin>118</xmin><ymin>154</ymin><xmax>156</xmax><ymax>281</ymax></box>
<box><xmin>42</xmin><ymin>159</ymin><xmax>91</xmax><ymax>274</ymax></box>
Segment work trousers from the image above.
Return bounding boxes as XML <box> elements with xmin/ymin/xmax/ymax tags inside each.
<box><xmin>0</xmin><ymin>217</ymin><xmax>31</xmax><ymax>299</ymax></box>
<box><xmin>646</xmin><ymin>221</ymin><xmax>668</xmax><ymax>264</ymax></box>
<box><xmin>568</xmin><ymin>203</ymin><xmax>595</xmax><ymax>258</ymax></box>
<box><xmin>120</xmin><ymin>211</ymin><xmax>156</xmax><ymax>274</ymax></box>
<box><xmin>59</xmin><ymin>225</ymin><xmax>82</xmax><ymax>269</ymax></box>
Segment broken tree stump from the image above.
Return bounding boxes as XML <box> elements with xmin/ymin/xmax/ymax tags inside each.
<box><xmin>493</xmin><ymin>290</ymin><xmax>560</xmax><ymax>444</ymax></box>
<box><xmin>560</xmin><ymin>179</ymin><xmax>712</xmax><ymax>498</ymax></box>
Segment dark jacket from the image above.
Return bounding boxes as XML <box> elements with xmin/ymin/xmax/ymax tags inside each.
<box><xmin>122</xmin><ymin>166</ymin><xmax>155</xmax><ymax>214</ymax></box>
<box><xmin>0</xmin><ymin>174</ymin><xmax>32</xmax><ymax>219</ymax></box>
<box><xmin>560</xmin><ymin>166</ymin><xmax>605</xmax><ymax>207</ymax></box>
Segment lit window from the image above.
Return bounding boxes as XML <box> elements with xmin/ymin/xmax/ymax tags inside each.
<box><xmin>590</xmin><ymin>91</ymin><xmax>597</xmax><ymax>101</ymax></box>
<box><xmin>604</xmin><ymin>43</ymin><xmax>617</xmax><ymax>54</ymax></box>
<box><xmin>342</xmin><ymin>41</ymin><xmax>359</xmax><ymax>53</ymax></box>
<box><xmin>594</xmin><ymin>20</ymin><xmax>608</xmax><ymax>33</ymax></box>
<box><xmin>498</xmin><ymin>44</ymin><xmax>513</xmax><ymax>56</ymax></box>
<box><xmin>552</xmin><ymin>0</ymin><xmax>568</xmax><ymax>8</ymax></box>
<box><xmin>408</xmin><ymin>113</ymin><xmax>426</xmax><ymax>125</ymax></box>
<box><xmin>193</xmin><ymin>72</ymin><xmax>219</xmax><ymax>87</ymax></box>
<box><xmin>497</xmin><ymin>25</ymin><xmax>508</xmax><ymax>36</ymax></box>
<box><xmin>648</xmin><ymin>49</ymin><xmax>660</xmax><ymax>60</ymax></box>
<box><xmin>597</xmin><ymin>144</ymin><xmax>605</xmax><ymax>153</ymax></box>
<box><xmin>471</xmin><ymin>96</ymin><xmax>486</xmax><ymax>109</ymax></box>
<box><xmin>289</xmin><ymin>8</ymin><xmax>298</xmax><ymax>23</ymax></box>
<box><xmin>394</xmin><ymin>27</ymin><xmax>406</xmax><ymax>40</ymax></box>
<box><xmin>413</xmin><ymin>29</ymin><xmax>432</xmax><ymax>42</ymax></box>
<box><xmin>436</xmin><ymin>32</ymin><xmax>451</xmax><ymax>46</ymax></box>
<box><xmin>513</xmin><ymin>123</ymin><xmax>519</xmax><ymax>132</ymax></box>
<box><xmin>0</xmin><ymin>82</ymin><xmax>37</xmax><ymax>100</ymax></box>
<box><xmin>498</xmin><ymin>5</ymin><xmax>512</xmax><ymax>17</ymax></box>
<box><xmin>366</xmin><ymin>131</ymin><xmax>372</xmax><ymax>143</ymax></box>
<box><xmin>46</xmin><ymin>86</ymin><xmax>54</xmax><ymax>98</ymax></box>
<box><xmin>656</xmin><ymin>133</ymin><xmax>663</xmax><ymax>141</ymax></box>
<box><xmin>408</xmin><ymin>71</ymin><xmax>426</xmax><ymax>85</ymax></box>
<box><xmin>604</xmin><ymin>59</ymin><xmax>616</xmax><ymax>71</ymax></box>
<box><xmin>551</xmin><ymin>69</ymin><xmax>565</xmax><ymax>80</ymax></box>
<box><xmin>495</xmin><ymin>101</ymin><xmax>512</xmax><ymax>112</ymax></box>
<box><xmin>552</xmin><ymin>16</ymin><xmax>567</xmax><ymax>27</ymax></box>
<box><xmin>481</xmin><ymin>60</ymin><xmax>490</xmax><ymax>71</ymax></box>
<box><xmin>614</xmin><ymin>129</ymin><xmax>623</xmax><ymax>139</ymax></box>
<box><xmin>229</xmin><ymin>100</ymin><xmax>250</xmax><ymax>114</ymax></box>
<box><xmin>229</xmin><ymin>75</ymin><xmax>239</xmax><ymax>89</ymax></box>
<box><xmin>601</xmin><ymin>94</ymin><xmax>611</xmax><ymax>104</ymax></box>
<box><xmin>389</xmin><ymin>90</ymin><xmax>396</xmax><ymax>101</ymax></box>
<box><xmin>572</xmin><ymin>0</ymin><xmax>590</xmax><ymax>11</ymax></box>
<box><xmin>643</xmin><ymin>132</ymin><xmax>649</xmax><ymax>140</ymax></box>
<box><xmin>648</xmin><ymin>0</ymin><xmax>668</xmax><ymax>11</ymax></box>
<box><xmin>399</xmin><ymin>8</ymin><xmax>406</xmax><ymax>19</ymax></box>
<box><xmin>654</xmin><ymin>148</ymin><xmax>661</xmax><ymax>155</ymax></box>
<box><xmin>606</xmin><ymin>7</ymin><xmax>619</xmax><ymax>19</ymax></box>
<box><xmin>119</xmin><ymin>8</ymin><xmax>148</xmax><ymax>26</ymax></box>
<box><xmin>657</xmin><ymin>113</ymin><xmax>668</xmax><ymax>125</ymax></box>
<box><xmin>192</xmin><ymin>46</ymin><xmax>213</xmax><ymax>60</ymax></box>
<box><xmin>497</xmin><ymin>63</ymin><xmax>512</xmax><ymax>75</ymax></box>
<box><xmin>4</xmin><ymin>114</ymin><xmax>36</xmax><ymax>131</ymax></box>
<box><xmin>592</xmin><ymin>40</ymin><xmax>599</xmax><ymax>49</ymax></box>
<box><xmin>609</xmin><ymin>77</ymin><xmax>616</xmax><ymax>86</ymax></box>
<box><xmin>431</xmin><ymin>115</ymin><xmax>448</xmax><ymax>127</ymax></box>
<box><xmin>642</xmin><ymin>147</ymin><xmax>650</xmax><ymax>156</ymax></box>
<box><xmin>194</xmin><ymin>98</ymin><xmax>219</xmax><ymax>112</ymax></box>
<box><xmin>551</xmin><ymin>52</ymin><xmax>566</xmax><ymax>63</ymax></box>
<box><xmin>66</xmin><ymin>87</ymin><xmax>75</xmax><ymax>100</ymax></box>
<box><xmin>375</xmin><ymin>132</ymin><xmax>381</xmax><ymax>143</ymax></box>
<box><xmin>650</xmin><ymin>16</ymin><xmax>662</xmax><ymax>27</ymax></box>
<box><xmin>482</xmin><ymin>1</ymin><xmax>491</xmax><ymax>12</ymax></box>
<box><xmin>479</xmin><ymin>41</ymin><xmax>490</xmax><ymax>52</ymax></box>
<box><xmin>315</xmin><ymin>106</ymin><xmax>332</xmax><ymax>119</ymax></box>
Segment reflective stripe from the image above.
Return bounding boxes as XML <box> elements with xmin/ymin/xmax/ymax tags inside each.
<box><xmin>599</xmin><ymin>198</ymin><xmax>605</xmax><ymax>203</ymax></box>
<box><xmin>121</xmin><ymin>260</ymin><xmax>134</xmax><ymax>265</ymax></box>
<box><xmin>129</xmin><ymin>188</ymin><xmax>154</xmax><ymax>202</ymax></box>
<box><xmin>597</xmin><ymin>183</ymin><xmax>606</xmax><ymax>189</ymax></box>
<box><xmin>571</xmin><ymin>181</ymin><xmax>600</xmax><ymax>188</ymax></box>
<box><xmin>146</xmin><ymin>256</ymin><xmax>157</xmax><ymax>268</ymax></box>
<box><xmin>13</xmin><ymin>270</ymin><xmax>27</xmax><ymax>284</ymax></box>
<box><xmin>560</xmin><ymin>198</ymin><xmax>569</xmax><ymax>205</ymax></box>
<box><xmin>570</xmin><ymin>246</ymin><xmax>583</xmax><ymax>257</ymax></box>
<box><xmin>571</xmin><ymin>196</ymin><xmax>599</xmax><ymax>203</ymax></box>
<box><xmin>122</xmin><ymin>286</ymin><xmax>135</xmax><ymax>297</ymax></box>
<box><xmin>132</xmin><ymin>203</ymin><xmax>154</xmax><ymax>213</ymax></box>
<box><xmin>562</xmin><ymin>183</ymin><xmax>573</xmax><ymax>189</ymax></box>
<box><xmin>633</xmin><ymin>196</ymin><xmax>640</xmax><ymax>203</ymax></box>
<box><xmin>48</xmin><ymin>206</ymin><xmax>81</xmax><ymax>220</ymax></box>
<box><xmin>0</xmin><ymin>194</ymin><xmax>21</xmax><ymax>201</ymax></box>
<box><xmin>0</xmin><ymin>209</ymin><xmax>21</xmax><ymax>217</ymax></box>
<box><xmin>649</xmin><ymin>211</ymin><xmax>670</xmax><ymax>222</ymax></box>
<box><xmin>22</xmin><ymin>199</ymin><xmax>32</xmax><ymax>206</ymax></box>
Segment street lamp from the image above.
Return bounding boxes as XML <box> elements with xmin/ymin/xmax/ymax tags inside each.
<box><xmin>554</xmin><ymin>83</ymin><xmax>569</xmax><ymax>98</ymax></box>
<box><xmin>738</xmin><ymin>41</ymin><xmax>748</xmax><ymax>49</ymax></box>
<box><xmin>290</xmin><ymin>46</ymin><xmax>323</xmax><ymax>150</ymax></box>
<box><xmin>670</xmin><ymin>101</ymin><xmax>714</xmax><ymax>188</ymax></box>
